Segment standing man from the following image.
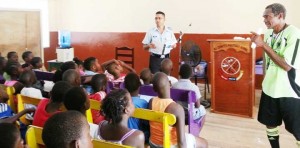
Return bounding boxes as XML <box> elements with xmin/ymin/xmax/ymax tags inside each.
<box><xmin>251</xmin><ymin>3</ymin><xmax>300</xmax><ymax>148</ymax></box>
<box><xmin>142</xmin><ymin>11</ymin><xmax>177</xmax><ymax>74</ymax></box>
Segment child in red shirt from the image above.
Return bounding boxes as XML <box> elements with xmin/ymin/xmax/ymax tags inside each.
<box><xmin>89</xmin><ymin>74</ymin><xmax>107</xmax><ymax>124</ymax></box>
<box><xmin>32</xmin><ymin>81</ymin><xmax>73</xmax><ymax>127</ymax></box>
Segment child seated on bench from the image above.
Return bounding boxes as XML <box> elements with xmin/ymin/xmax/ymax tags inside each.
<box><xmin>89</xmin><ymin>74</ymin><xmax>107</xmax><ymax>124</ymax></box>
<box><xmin>4</xmin><ymin>60</ymin><xmax>23</xmax><ymax>85</ymax></box>
<box><xmin>83</xmin><ymin>57</ymin><xmax>101</xmax><ymax>76</ymax></box>
<box><xmin>149</xmin><ymin>72</ymin><xmax>208</xmax><ymax>148</ymax></box>
<box><xmin>42</xmin><ymin>111</ymin><xmax>93</xmax><ymax>148</ymax></box>
<box><xmin>31</xmin><ymin>57</ymin><xmax>46</xmax><ymax>71</ymax></box>
<box><xmin>97</xmin><ymin>89</ymin><xmax>145</xmax><ymax>147</ymax></box>
<box><xmin>102</xmin><ymin>59</ymin><xmax>135</xmax><ymax>89</ymax></box>
<box><xmin>63</xmin><ymin>86</ymin><xmax>99</xmax><ymax>138</ymax></box>
<box><xmin>21</xmin><ymin>51</ymin><xmax>33</xmax><ymax>69</ymax></box>
<box><xmin>0</xmin><ymin>88</ymin><xmax>35</xmax><ymax>124</ymax></box>
<box><xmin>160</xmin><ymin>58</ymin><xmax>178</xmax><ymax>86</ymax></box>
<box><xmin>19</xmin><ymin>70</ymin><xmax>43</xmax><ymax>121</ymax></box>
<box><xmin>140</xmin><ymin>68</ymin><xmax>152</xmax><ymax>85</ymax></box>
<box><xmin>172</xmin><ymin>64</ymin><xmax>207</xmax><ymax>119</ymax></box>
<box><xmin>33</xmin><ymin>81</ymin><xmax>73</xmax><ymax>127</ymax></box>
<box><xmin>73</xmin><ymin>57</ymin><xmax>85</xmax><ymax>75</ymax></box>
<box><xmin>62</xmin><ymin>69</ymin><xmax>81</xmax><ymax>87</ymax></box>
<box><xmin>124</xmin><ymin>72</ymin><xmax>150</xmax><ymax>142</ymax></box>
<box><xmin>0</xmin><ymin>123</ymin><xmax>27</xmax><ymax>148</ymax></box>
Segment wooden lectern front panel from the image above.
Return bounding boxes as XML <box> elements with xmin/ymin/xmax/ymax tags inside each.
<box><xmin>209</xmin><ymin>40</ymin><xmax>255</xmax><ymax>118</ymax></box>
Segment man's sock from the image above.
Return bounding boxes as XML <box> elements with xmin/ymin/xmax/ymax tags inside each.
<box><xmin>266</xmin><ymin>127</ymin><xmax>280</xmax><ymax>148</ymax></box>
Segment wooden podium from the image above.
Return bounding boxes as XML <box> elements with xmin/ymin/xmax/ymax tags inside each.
<box><xmin>208</xmin><ymin>39</ymin><xmax>255</xmax><ymax>118</ymax></box>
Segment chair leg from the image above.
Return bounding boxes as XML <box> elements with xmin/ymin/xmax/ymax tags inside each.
<box><xmin>194</xmin><ymin>75</ymin><xmax>198</xmax><ymax>85</ymax></box>
<box><xmin>206</xmin><ymin>77</ymin><xmax>210</xmax><ymax>93</ymax></box>
<box><xmin>204</xmin><ymin>79</ymin><xmax>207</xmax><ymax>100</ymax></box>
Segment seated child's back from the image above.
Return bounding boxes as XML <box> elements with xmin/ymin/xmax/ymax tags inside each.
<box><xmin>89</xmin><ymin>74</ymin><xmax>107</xmax><ymax>124</ymax></box>
<box><xmin>33</xmin><ymin>81</ymin><xmax>73</xmax><ymax>127</ymax></box>
<box><xmin>149</xmin><ymin>72</ymin><xmax>208</xmax><ymax>148</ymax></box>
<box><xmin>19</xmin><ymin>70</ymin><xmax>43</xmax><ymax>120</ymax></box>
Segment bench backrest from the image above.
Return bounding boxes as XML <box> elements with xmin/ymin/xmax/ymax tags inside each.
<box><xmin>26</xmin><ymin>125</ymin><xmax>133</xmax><ymax>148</ymax></box>
<box><xmin>89</xmin><ymin>99</ymin><xmax>176</xmax><ymax>148</ymax></box>
<box><xmin>139</xmin><ymin>85</ymin><xmax>204</xmax><ymax>136</ymax></box>
<box><xmin>34</xmin><ymin>71</ymin><xmax>54</xmax><ymax>81</ymax></box>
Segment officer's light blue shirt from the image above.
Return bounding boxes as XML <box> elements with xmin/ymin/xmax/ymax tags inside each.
<box><xmin>142</xmin><ymin>26</ymin><xmax>177</xmax><ymax>55</ymax></box>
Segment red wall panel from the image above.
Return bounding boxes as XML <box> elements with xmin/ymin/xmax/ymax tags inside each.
<box><xmin>43</xmin><ymin>32</ymin><xmax>263</xmax><ymax>88</ymax></box>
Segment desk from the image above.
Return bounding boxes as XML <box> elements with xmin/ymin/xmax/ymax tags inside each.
<box><xmin>47</xmin><ymin>59</ymin><xmax>63</xmax><ymax>71</ymax></box>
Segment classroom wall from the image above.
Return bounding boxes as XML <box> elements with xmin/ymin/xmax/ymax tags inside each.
<box><xmin>48</xmin><ymin>0</ymin><xmax>299</xmax><ymax>33</ymax></box>
<box><xmin>44</xmin><ymin>0</ymin><xmax>298</xmax><ymax>88</ymax></box>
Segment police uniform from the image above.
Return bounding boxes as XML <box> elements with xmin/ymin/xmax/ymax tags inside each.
<box><xmin>142</xmin><ymin>26</ymin><xmax>177</xmax><ymax>73</ymax></box>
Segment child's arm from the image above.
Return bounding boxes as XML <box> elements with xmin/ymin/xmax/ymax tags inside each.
<box><xmin>101</xmin><ymin>59</ymin><xmax>118</xmax><ymax>71</ymax></box>
<box><xmin>0</xmin><ymin>108</ymin><xmax>35</xmax><ymax>123</ymax></box>
<box><xmin>118</xmin><ymin>60</ymin><xmax>136</xmax><ymax>73</ymax></box>
<box><xmin>166</xmin><ymin>103</ymin><xmax>187</xmax><ymax>148</ymax></box>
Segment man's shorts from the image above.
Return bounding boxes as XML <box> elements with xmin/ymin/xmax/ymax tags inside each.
<box><xmin>258</xmin><ymin>91</ymin><xmax>300</xmax><ymax>140</ymax></box>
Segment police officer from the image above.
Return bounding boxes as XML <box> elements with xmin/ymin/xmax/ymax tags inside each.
<box><xmin>142</xmin><ymin>11</ymin><xmax>177</xmax><ymax>74</ymax></box>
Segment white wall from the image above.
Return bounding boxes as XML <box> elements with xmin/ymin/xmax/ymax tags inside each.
<box><xmin>49</xmin><ymin>0</ymin><xmax>299</xmax><ymax>34</ymax></box>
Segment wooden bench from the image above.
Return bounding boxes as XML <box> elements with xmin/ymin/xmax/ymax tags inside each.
<box><xmin>139</xmin><ymin>85</ymin><xmax>205</xmax><ymax>136</ymax></box>
<box><xmin>17</xmin><ymin>94</ymin><xmax>93</xmax><ymax>125</ymax></box>
<box><xmin>90</xmin><ymin>99</ymin><xmax>176</xmax><ymax>148</ymax></box>
<box><xmin>26</xmin><ymin>125</ymin><xmax>132</xmax><ymax>148</ymax></box>
<box><xmin>34</xmin><ymin>70</ymin><xmax>54</xmax><ymax>81</ymax></box>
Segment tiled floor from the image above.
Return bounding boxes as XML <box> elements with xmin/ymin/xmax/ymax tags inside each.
<box><xmin>197</xmin><ymin>85</ymin><xmax>296</xmax><ymax>148</ymax></box>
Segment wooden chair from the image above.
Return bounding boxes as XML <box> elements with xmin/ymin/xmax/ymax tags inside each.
<box><xmin>139</xmin><ymin>85</ymin><xmax>206</xmax><ymax>136</ymax></box>
<box><xmin>17</xmin><ymin>94</ymin><xmax>41</xmax><ymax>125</ymax></box>
<box><xmin>26</xmin><ymin>125</ymin><xmax>132</xmax><ymax>148</ymax></box>
<box><xmin>115</xmin><ymin>47</ymin><xmax>134</xmax><ymax>69</ymax></box>
<box><xmin>89</xmin><ymin>99</ymin><xmax>176</xmax><ymax>148</ymax></box>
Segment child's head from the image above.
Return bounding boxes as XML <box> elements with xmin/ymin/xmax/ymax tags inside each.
<box><xmin>19</xmin><ymin>70</ymin><xmax>37</xmax><ymax>87</ymax></box>
<box><xmin>30</xmin><ymin>57</ymin><xmax>43</xmax><ymax>69</ymax></box>
<box><xmin>125</xmin><ymin>72</ymin><xmax>141</xmax><ymax>94</ymax></box>
<box><xmin>50</xmin><ymin>81</ymin><xmax>73</xmax><ymax>103</ymax></box>
<box><xmin>0</xmin><ymin>88</ymin><xmax>9</xmax><ymax>103</ymax></box>
<box><xmin>140</xmin><ymin>68</ymin><xmax>152</xmax><ymax>85</ymax></box>
<box><xmin>107</xmin><ymin>62</ymin><xmax>123</xmax><ymax>77</ymax></box>
<box><xmin>152</xmin><ymin>72</ymin><xmax>170</xmax><ymax>95</ymax></box>
<box><xmin>0</xmin><ymin>123</ymin><xmax>24</xmax><ymax>148</ymax></box>
<box><xmin>160</xmin><ymin>58</ymin><xmax>173</xmax><ymax>75</ymax></box>
<box><xmin>42</xmin><ymin>111</ymin><xmax>93</xmax><ymax>148</ymax></box>
<box><xmin>179</xmin><ymin>64</ymin><xmax>193</xmax><ymax>79</ymax></box>
<box><xmin>21</xmin><ymin>51</ymin><xmax>33</xmax><ymax>64</ymax></box>
<box><xmin>101</xmin><ymin>89</ymin><xmax>134</xmax><ymax>125</ymax></box>
<box><xmin>62</xmin><ymin>69</ymin><xmax>81</xmax><ymax>87</ymax></box>
<box><xmin>7</xmin><ymin>52</ymin><xmax>18</xmax><ymax>62</ymax></box>
<box><xmin>53</xmin><ymin>61</ymin><xmax>78</xmax><ymax>83</ymax></box>
<box><xmin>64</xmin><ymin>86</ymin><xmax>90</xmax><ymax>114</ymax></box>
<box><xmin>83</xmin><ymin>57</ymin><xmax>100</xmax><ymax>72</ymax></box>
<box><xmin>5</xmin><ymin>60</ymin><xmax>23</xmax><ymax>79</ymax></box>
<box><xmin>90</xmin><ymin>74</ymin><xmax>107</xmax><ymax>93</ymax></box>
<box><xmin>0</xmin><ymin>56</ymin><xmax>7</xmax><ymax>74</ymax></box>
<box><xmin>73</xmin><ymin>57</ymin><xmax>84</xmax><ymax>70</ymax></box>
